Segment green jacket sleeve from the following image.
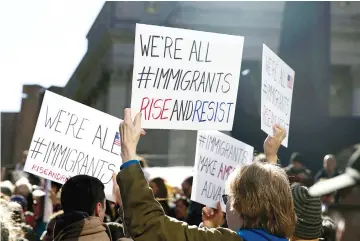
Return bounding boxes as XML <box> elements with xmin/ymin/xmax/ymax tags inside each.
<box><xmin>117</xmin><ymin>163</ymin><xmax>242</xmax><ymax>241</ymax></box>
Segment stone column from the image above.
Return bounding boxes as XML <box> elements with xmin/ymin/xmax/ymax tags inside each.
<box><xmin>106</xmin><ymin>66</ymin><xmax>132</xmax><ymax>118</ymax></box>
<box><xmin>279</xmin><ymin>2</ymin><xmax>331</xmax><ymax>120</ymax></box>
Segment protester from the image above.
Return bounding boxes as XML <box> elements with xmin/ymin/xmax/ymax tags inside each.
<box><xmin>179</xmin><ymin>176</ymin><xmax>204</xmax><ymax>226</ymax></box>
<box><xmin>52</xmin><ymin>173</ymin><xmax>125</xmax><ymax>241</ymax></box>
<box><xmin>10</xmin><ymin>195</ymin><xmax>27</xmax><ymax>212</ymax></box>
<box><xmin>290</xmin><ymin>184</ymin><xmax>322</xmax><ymax>241</ymax></box>
<box><xmin>309</xmin><ymin>144</ymin><xmax>360</xmax><ymax>241</ymax></box>
<box><xmin>284</xmin><ymin>152</ymin><xmax>313</xmax><ymax>187</ymax></box>
<box><xmin>0</xmin><ymin>198</ymin><xmax>33</xmax><ymax>241</ymax></box>
<box><xmin>50</xmin><ymin>182</ymin><xmax>62</xmax><ymax>212</ymax></box>
<box><xmin>13</xmin><ymin>177</ymin><xmax>33</xmax><ymax>213</ymax></box>
<box><xmin>149</xmin><ymin>177</ymin><xmax>171</xmax><ymax>215</ymax></box>
<box><xmin>171</xmin><ymin>196</ymin><xmax>189</xmax><ymax>221</ymax></box>
<box><xmin>116</xmin><ymin>108</ymin><xmax>295</xmax><ymax>241</ymax></box>
<box><xmin>0</xmin><ymin>180</ymin><xmax>15</xmax><ymax>198</ymax></box>
<box><xmin>314</xmin><ymin>154</ymin><xmax>341</xmax><ymax>183</ymax></box>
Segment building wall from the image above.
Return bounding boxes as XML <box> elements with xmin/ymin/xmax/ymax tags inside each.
<box><xmin>64</xmin><ymin>1</ymin><xmax>360</xmax><ymax>166</ymax></box>
<box><xmin>1</xmin><ymin>112</ymin><xmax>18</xmax><ymax>167</ymax></box>
<box><xmin>12</xmin><ymin>85</ymin><xmax>43</xmax><ymax>165</ymax></box>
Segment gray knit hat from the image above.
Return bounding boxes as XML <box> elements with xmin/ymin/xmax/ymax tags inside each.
<box><xmin>291</xmin><ymin>184</ymin><xmax>322</xmax><ymax>239</ymax></box>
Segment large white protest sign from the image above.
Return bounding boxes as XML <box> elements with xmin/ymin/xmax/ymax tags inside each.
<box><xmin>131</xmin><ymin>24</ymin><xmax>244</xmax><ymax>131</ymax></box>
<box><xmin>261</xmin><ymin>44</ymin><xmax>295</xmax><ymax>147</ymax></box>
<box><xmin>24</xmin><ymin>91</ymin><xmax>122</xmax><ymax>201</ymax></box>
<box><xmin>191</xmin><ymin>131</ymin><xmax>254</xmax><ymax>211</ymax></box>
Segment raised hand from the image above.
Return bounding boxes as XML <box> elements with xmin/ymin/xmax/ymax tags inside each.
<box><xmin>119</xmin><ymin>108</ymin><xmax>145</xmax><ymax>162</ymax></box>
<box><xmin>264</xmin><ymin>124</ymin><xmax>287</xmax><ymax>164</ymax></box>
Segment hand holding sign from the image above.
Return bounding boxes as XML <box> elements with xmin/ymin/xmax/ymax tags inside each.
<box><xmin>264</xmin><ymin>124</ymin><xmax>287</xmax><ymax>164</ymax></box>
<box><xmin>261</xmin><ymin>44</ymin><xmax>294</xmax><ymax>147</ymax></box>
<box><xmin>202</xmin><ymin>202</ymin><xmax>224</xmax><ymax>228</ymax></box>
<box><xmin>119</xmin><ymin>109</ymin><xmax>145</xmax><ymax>163</ymax></box>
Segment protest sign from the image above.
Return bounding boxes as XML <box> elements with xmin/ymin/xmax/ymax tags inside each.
<box><xmin>261</xmin><ymin>44</ymin><xmax>295</xmax><ymax>147</ymax></box>
<box><xmin>24</xmin><ymin>91</ymin><xmax>122</xmax><ymax>201</ymax></box>
<box><xmin>191</xmin><ymin>131</ymin><xmax>254</xmax><ymax>211</ymax></box>
<box><xmin>131</xmin><ymin>23</ymin><xmax>244</xmax><ymax>131</ymax></box>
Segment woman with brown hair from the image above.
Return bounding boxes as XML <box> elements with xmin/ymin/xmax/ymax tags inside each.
<box><xmin>116</xmin><ymin>109</ymin><xmax>297</xmax><ymax>241</ymax></box>
<box><xmin>149</xmin><ymin>177</ymin><xmax>171</xmax><ymax>215</ymax></box>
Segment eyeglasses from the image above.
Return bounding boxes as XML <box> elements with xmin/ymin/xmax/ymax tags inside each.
<box><xmin>222</xmin><ymin>194</ymin><xmax>228</xmax><ymax>205</ymax></box>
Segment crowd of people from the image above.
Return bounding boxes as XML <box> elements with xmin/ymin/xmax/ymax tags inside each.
<box><xmin>1</xmin><ymin>108</ymin><xmax>359</xmax><ymax>241</ymax></box>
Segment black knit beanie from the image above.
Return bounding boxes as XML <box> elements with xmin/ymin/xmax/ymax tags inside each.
<box><xmin>291</xmin><ymin>184</ymin><xmax>322</xmax><ymax>239</ymax></box>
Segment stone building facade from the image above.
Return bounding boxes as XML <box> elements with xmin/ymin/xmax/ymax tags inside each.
<box><xmin>63</xmin><ymin>1</ymin><xmax>360</xmax><ymax>166</ymax></box>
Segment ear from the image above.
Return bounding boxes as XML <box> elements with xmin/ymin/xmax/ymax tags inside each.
<box><xmin>94</xmin><ymin>202</ymin><xmax>103</xmax><ymax>217</ymax></box>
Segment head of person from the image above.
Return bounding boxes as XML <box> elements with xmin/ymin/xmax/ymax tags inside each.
<box><xmin>290</xmin><ymin>184</ymin><xmax>322</xmax><ymax>241</ymax></box>
<box><xmin>323</xmin><ymin>155</ymin><xmax>337</xmax><ymax>174</ymax></box>
<box><xmin>0</xmin><ymin>181</ymin><xmax>14</xmax><ymax>199</ymax></box>
<box><xmin>149</xmin><ymin>177</ymin><xmax>168</xmax><ymax>199</ymax></box>
<box><xmin>309</xmin><ymin>144</ymin><xmax>360</xmax><ymax>241</ymax></box>
<box><xmin>10</xmin><ymin>195</ymin><xmax>27</xmax><ymax>212</ymax></box>
<box><xmin>225</xmin><ymin>160</ymin><xmax>296</xmax><ymax>238</ymax></box>
<box><xmin>181</xmin><ymin>176</ymin><xmax>193</xmax><ymax>199</ymax></box>
<box><xmin>14</xmin><ymin>177</ymin><xmax>32</xmax><ymax>199</ymax></box>
<box><xmin>61</xmin><ymin>175</ymin><xmax>106</xmax><ymax>221</ymax></box>
<box><xmin>290</xmin><ymin>153</ymin><xmax>305</xmax><ymax>169</ymax></box>
<box><xmin>51</xmin><ymin>182</ymin><xmax>62</xmax><ymax>194</ymax></box>
<box><xmin>174</xmin><ymin>197</ymin><xmax>189</xmax><ymax>220</ymax></box>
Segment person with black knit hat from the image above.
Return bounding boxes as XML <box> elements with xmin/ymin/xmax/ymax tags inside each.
<box><xmin>291</xmin><ymin>183</ymin><xmax>322</xmax><ymax>241</ymax></box>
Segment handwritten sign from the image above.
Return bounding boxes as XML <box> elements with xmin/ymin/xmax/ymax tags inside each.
<box><xmin>191</xmin><ymin>131</ymin><xmax>254</xmax><ymax>211</ymax></box>
<box><xmin>131</xmin><ymin>24</ymin><xmax>244</xmax><ymax>131</ymax></box>
<box><xmin>24</xmin><ymin>91</ymin><xmax>122</xmax><ymax>201</ymax></box>
<box><xmin>261</xmin><ymin>44</ymin><xmax>295</xmax><ymax>147</ymax></box>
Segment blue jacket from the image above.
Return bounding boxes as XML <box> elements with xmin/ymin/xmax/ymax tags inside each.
<box><xmin>238</xmin><ymin>229</ymin><xmax>288</xmax><ymax>241</ymax></box>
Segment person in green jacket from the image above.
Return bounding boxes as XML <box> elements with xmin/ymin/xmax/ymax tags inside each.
<box><xmin>117</xmin><ymin>108</ymin><xmax>296</xmax><ymax>241</ymax></box>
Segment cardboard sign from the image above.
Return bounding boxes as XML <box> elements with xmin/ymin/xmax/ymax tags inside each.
<box><xmin>131</xmin><ymin>23</ymin><xmax>244</xmax><ymax>131</ymax></box>
<box><xmin>261</xmin><ymin>44</ymin><xmax>295</xmax><ymax>147</ymax></box>
<box><xmin>191</xmin><ymin>131</ymin><xmax>254</xmax><ymax>211</ymax></box>
<box><xmin>24</xmin><ymin>91</ymin><xmax>122</xmax><ymax>201</ymax></box>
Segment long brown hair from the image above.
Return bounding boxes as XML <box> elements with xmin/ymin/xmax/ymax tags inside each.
<box><xmin>230</xmin><ymin>161</ymin><xmax>296</xmax><ymax>238</ymax></box>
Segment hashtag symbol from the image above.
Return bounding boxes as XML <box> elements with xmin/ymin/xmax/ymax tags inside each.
<box><xmin>198</xmin><ymin>135</ymin><xmax>207</xmax><ymax>147</ymax></box>
<box><xmin>30</xmin><ymin>137</ymin><xmax>47</xmax><ymax>159</ymax></box>
<box><xmin>137</xmin><ymin>66</ymin><xmax>154</xmax><ymax>89</ymax></box>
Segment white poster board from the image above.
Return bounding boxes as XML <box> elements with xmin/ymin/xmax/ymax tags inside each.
<box><xmin>131</xmin><ymin>23</ymin><xmax>244</xmax><ymax>131</ymax></box>
<box><xmin>261</xmin><ymin>44</ymin><xmax>295</xmax><ymax>147</ymax></box>
<box><xmin>24</xmin><ymin>91</ymin><xmax>122</xmax><ymax>201</ymax></box>
<box><xmin>191</xmin><ymin>131</ymin><xmax>254</xmax><ymax>211</ymax></box>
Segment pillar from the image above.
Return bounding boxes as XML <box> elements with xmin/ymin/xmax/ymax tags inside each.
<box><xmin>278</xmin><ymin>2</ymin><xmax>331</xmax><ymax>121</ymax></box>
